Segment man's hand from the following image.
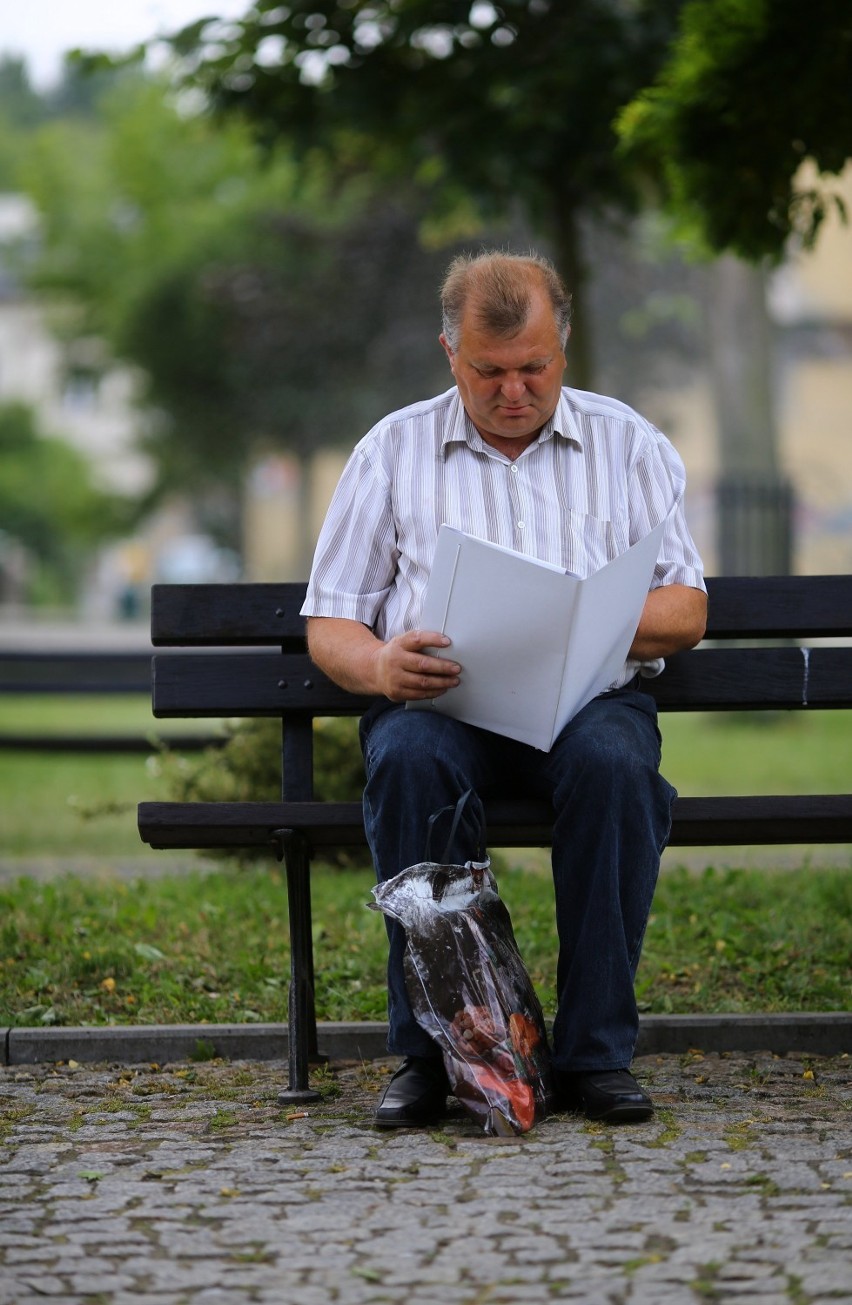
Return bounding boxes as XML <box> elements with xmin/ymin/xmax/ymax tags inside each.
<box><xmin>306</xmin><ymin>617</ymin><xmax>461</xmax><ymax>701</ymax></box>
<box><xmin>372</xmin><ymin>630</ymin><xmax>462</xmax><ymax>701</ymax></box>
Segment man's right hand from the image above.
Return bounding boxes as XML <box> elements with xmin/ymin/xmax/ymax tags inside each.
<box><xmin>373</xmin><ymin>630</ymin><xmax>461</xmax><ymax>702</ymax></box>
<box><xmin>305</xmin><ymin>616</ymin><xmax>461</xmax><ymax>701</ymax></box>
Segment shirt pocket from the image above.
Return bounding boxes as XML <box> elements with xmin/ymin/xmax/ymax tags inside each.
<box><xmin>559</xmin><ymin>509</ymin><xmax>629</xmax><ymax>576</ymax></box>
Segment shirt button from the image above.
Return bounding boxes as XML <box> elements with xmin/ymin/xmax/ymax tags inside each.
<box><xmin>510</xmin><ymin>465</ymin><xmax>519</xmax><ymax>475</ymax></box>
<box><xmin>518</xmin><ymin>520</ymin><xmax>525</xmax><ymax>530</ymax></box>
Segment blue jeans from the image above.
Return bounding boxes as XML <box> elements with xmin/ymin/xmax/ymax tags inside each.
<box><xmin>360</xmin><ymin>689</ymin><xmax>676</xmax><ymax>1073</ymax></box>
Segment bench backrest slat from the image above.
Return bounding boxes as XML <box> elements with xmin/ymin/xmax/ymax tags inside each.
<box><xmin>18</xmin><ymin>577</ymin><xmax>848</xmax><ymax>700</ymax></box>
<box><xmin>650</xmin><ymin>646</ymin><xmax>852</xmax><ymax>709</ymax></box>
<box><xmin>151</xmin><ymin>582</ymin><xmax>308</xmax><ymax>646</ymax></box>
<box><xmin>703</xmin><ymin>575</ymin><xmax>852</xmax><ymax>637</ymax></box>
<box><xmin>152</xmin><ymin>653</ymin><xmax>374</xmax><ymax>716</ymax></box>
<box><xmin>149</xmin><ymin>576</ymin><xmax>852</xmax><ymax>647</ymax></box>
<box><xmin>0</xmin><ymin>651</ymin><xmax>152</xmax><ymax>693</ymax></box>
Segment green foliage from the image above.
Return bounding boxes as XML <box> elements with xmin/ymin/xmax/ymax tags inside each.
<box><xmin>617</xmin><ymin>0</ymin><xmax>852</xmax><ymax>260</ymax></box>
<box><xmin>311</xmin><ymin>718</ymin><xmax>367</xmax><ymax>803</ymax></box>
<box><xmin>157</xmin><ymin>716</ymin><xmax>366</xmax><ymax>863</ymax></box>
<box><xmin>177</xmin><ymin>0</ymin><xmax>681</xmax><ymax>215</ymax></box>
<box><xmin>0</xmin><ymin>56</ymin><xmax>45</xmax><ymax>128</ymax></box>
<box><xmin>167</xmin><ymin>0</ymin><xmax>686</xmax><ymax>385</ymax></box>
<box><xmin>19</xmin><ymin>75</ymin><xmax>304</xmax><ymax>495</ymax></box>
<box><xmin>160</xmin><ymin>719</ymin><xmax>284</xmax><ymax>805</ymax></box>
<box><xmin>0</xmin><ymin>401</ymin><xmax>128</xmax><ymax>602</ymax></box>
<box><xmin>159</xmin><ymin>716</ymin><xmax>365</xmax><ymax>805</ymax></box>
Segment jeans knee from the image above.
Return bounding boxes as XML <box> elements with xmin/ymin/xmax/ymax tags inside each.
<box><xmin>363</xmin><ymin>706</ymin><xmax>484</xmax><ymax>791</ymax></box>
<box><xmin>364</xmin><ymin>710</ymin><xmax>438</xmax><ymax>791</ymax></box>
<box><xmin>552</xmin><ymin>696</ymin><xmax>662</xmax><ymax>787</ymax></box>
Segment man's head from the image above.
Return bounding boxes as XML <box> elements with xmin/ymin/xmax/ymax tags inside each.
<box><xmin>439</xmin><ymin>251</ymin><xmax>571</xmax><ymax>449</ymax></box>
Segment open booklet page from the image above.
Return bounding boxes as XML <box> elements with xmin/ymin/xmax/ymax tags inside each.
<box><xmin>408</xmin><ymin>520</ymin><xmax>666</xmax><ymax>751</ymax></box>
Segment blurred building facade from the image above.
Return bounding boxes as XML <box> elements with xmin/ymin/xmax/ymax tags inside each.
<box><xmin>0</xmin><ymin>194</ymin><xmax>240</xmax><ymax>617</ymax></box>
<box><xmin>634</xmin><ymin>166</ymin><xmax>852</xmax><ymax>577</ymax></box>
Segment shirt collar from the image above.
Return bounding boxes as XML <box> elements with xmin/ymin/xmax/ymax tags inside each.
<box><xmin>440</xmin><ymin>388</ymin><xmax>583</xmax><ymax>457</ymax></box>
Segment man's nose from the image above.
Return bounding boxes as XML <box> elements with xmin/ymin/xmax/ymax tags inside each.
<box><xmin>501</xmin><ymin>375</ymin><xmax>527</xmax><ymax>401</ymax></box>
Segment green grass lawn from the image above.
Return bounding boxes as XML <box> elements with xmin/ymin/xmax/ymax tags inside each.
<box><xmin>0</xmin><ymin>693</ymin><xmax>162</xmax><ymax>737</ymax></box>
<box><xmin>0</xmin><ymin>692</ymin><xmax>224</xmax><ymax>740</ymax></box>
<box><xmin>661</xmin><ymin>708</ymin><xmax>852</xmax><ymax>796</ymax></box>
<box><xmin>1</xmin><ymin>860</ymin><xmax>849</xmax><ymax>1028</ymax></box>
<box><xmin>0</xmin><ymin>695</ymin><xmax>223</xmax><ymax>856</ymax></box>
<box><xmin>0</xmin><ymin>697</ymin><xmax>849</xmax><ymax>1027</ymax></box>
<box><xmin>0</xmin><ymin>751</ymin><xmax>165</xmax><ymax>856</ymax></box>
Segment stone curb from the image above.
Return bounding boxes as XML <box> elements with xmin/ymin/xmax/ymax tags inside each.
<box><xmin>3</xmin><ymin>1012</ymin><xmax>850</xmax><ymax>1067</ymax></box>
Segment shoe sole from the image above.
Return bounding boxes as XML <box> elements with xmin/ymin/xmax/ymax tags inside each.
<box><xmin>374</xmin><ymin>1111</ymin><xmax>445</xmax><ymax>1129</ymax></box>
<box><xmin>585</xmin><ymin>1102</ymin><xmax>654</xmax><ymax>1123</ymax></box>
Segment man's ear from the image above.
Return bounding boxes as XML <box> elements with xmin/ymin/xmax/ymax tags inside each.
<box><xmin>439</xmin><ymin>333</ymin><xmax>455</xmax><ymax>371</ymax></box>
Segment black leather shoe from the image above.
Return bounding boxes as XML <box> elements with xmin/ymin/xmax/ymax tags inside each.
<box><xmin>374</xmin><ymin>1055</ymin><xmax>450</xmax><ymax>1129</ymax></box>
<box><xmin>557</xmin><ymin>1069</ymin><xmax>654</xmax><ymax>1123</ymax></box>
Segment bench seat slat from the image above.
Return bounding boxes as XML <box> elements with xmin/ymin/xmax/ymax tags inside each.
<box><xmin>138</xmin><ymin>795</ymin><xmax>852</xmax><ymax>851</ymax></box>
<box><xmin>152</xmin><ymin>647</ymin><xmax>852</xmax><ymax>716</ymax></box>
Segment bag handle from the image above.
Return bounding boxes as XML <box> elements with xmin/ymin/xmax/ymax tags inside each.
<box><xmin>425</xmin><ymin>788</ymin><xmax>486</xmax><ymax>864</ymax></box>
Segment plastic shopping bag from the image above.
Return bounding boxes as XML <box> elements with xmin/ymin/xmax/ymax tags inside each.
<box><xmin>370</xmin><ymin>831</ymin><xmax>554</xmax><ymax>1136</ymax></box>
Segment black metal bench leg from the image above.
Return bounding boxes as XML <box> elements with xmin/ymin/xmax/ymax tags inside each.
<box><xmin>273</xmin><ymin>829</ymin><xmax>323</xmax><ymax>1103</ymax></box>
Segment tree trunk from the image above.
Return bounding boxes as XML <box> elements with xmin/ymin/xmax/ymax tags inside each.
<box><xmin>296</xmin><ymin>448</ymin><xmax>318</xmax><ymax>580</ymax></box>
<box><xmin>705</xmin><ymin>256</ymin><xmax>794</xmax><ymax>575</ymax></box>
<box><xmin>548</xmin><ymin>207</ymin><xmax>595</xmax><ymax>392</ymax></box>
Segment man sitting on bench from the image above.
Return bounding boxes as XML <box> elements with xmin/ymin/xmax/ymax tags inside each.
<box><xmin>302</xmin><ymin>250</ymin><xmax>707</xmax><ymax>1128</ymax></box>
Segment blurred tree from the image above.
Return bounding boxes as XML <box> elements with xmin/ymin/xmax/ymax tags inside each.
<box><xmin>44</xmin><ymin>56</ymin><xmax>127</xmax><ymax>120</ymax></box>
<box><xmin>117</xmin><ymin>186</ymin><xmax>464</xmax><ymax>559</ymax></box>
<box><xmin>162</xmin><ymin>0</ymin><xmax>685</xmax><ymax>388</ymax></box>
<box><xmin>0</xmin><ymin>58</ymin><xmax>45</xmax><ymax>186</ymax></box>
<box><xmin>617</xmin><ymin>0</ymin><xmax>852</xmax><ymax>261</ymax></box>
<box><xmin>617</xmin><ymin>0</ymin><xmax>852</xmax><ymax>573</ymax></box>
<box><xmin>0</xmin><ymin>402</ymin><xmax>127</xmax><ymax>604</ymax></box>
<box><xmin>0</xmin><ymin>57</ymin><xmax>45</xmax><ymax>128</ymax></box>
<box><xmin>18</xmin><ymin>71</ymin><xmax>461</xmax><ymax>560</ymax></box>
<box><xmin>17</xmin><ymin>74</ymin><xmax>273</xmax><ymax>541</ymax></box>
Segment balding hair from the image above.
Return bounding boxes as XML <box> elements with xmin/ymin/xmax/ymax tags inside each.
<box><xmin>441</xmin><ymin>251</ymin><xmax>572</xmax><ymax>352</ymax></box>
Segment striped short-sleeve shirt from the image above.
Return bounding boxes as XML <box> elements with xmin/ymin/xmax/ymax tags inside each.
<box><xmin>302</xmin><ymin>386</ymin><xmax>706</xmax><ymax>687</ymax></box>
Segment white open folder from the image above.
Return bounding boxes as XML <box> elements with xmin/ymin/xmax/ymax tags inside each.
<box><xmin>407</xmin><ymin>519</ymin><xmax>666</xmax><ymax>751</ymax></box>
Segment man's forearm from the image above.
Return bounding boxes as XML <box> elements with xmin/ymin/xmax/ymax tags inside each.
<box><xmin>306</xmin><ymin>617</ymin><xmax>386</xmax><ymax>695</ymax></box>
<box><xmin>629</xmin><ymin>585</ymin><xmax>708</xmax><ymax>660</ymax></box>
<box><xmin>306</xmin><ymin>616</ymin><xmax>461</xmax><ymax>702</ymax></box>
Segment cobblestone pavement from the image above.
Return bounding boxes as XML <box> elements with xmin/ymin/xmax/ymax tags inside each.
<box><xmin>1</xmin><ymin>1050</ymin><xmax>850</xmax><ymax>1304</ymax></box>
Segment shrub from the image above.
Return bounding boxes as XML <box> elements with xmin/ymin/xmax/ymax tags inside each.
<box><xmin>158</xmin><ymin>716</ymin><xmax>366</xmax><ymax>864</ymax></box>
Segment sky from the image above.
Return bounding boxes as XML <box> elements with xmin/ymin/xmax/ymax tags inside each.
<box><xmin>1</xmin><ymin>0</ymin><xmax>251</xmax><ymax>90</ymax></box>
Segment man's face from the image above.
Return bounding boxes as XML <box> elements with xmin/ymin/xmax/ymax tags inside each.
<box><xmin>440</xmin><ymin>289</ymin><xmax>567</xmax><ymax>447</ymax></box>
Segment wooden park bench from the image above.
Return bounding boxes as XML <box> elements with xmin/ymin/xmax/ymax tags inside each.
<box><xmin>138</xmin><ymin>576</ymin><xmax>852</xmax><ymax>1101</ymax></box>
